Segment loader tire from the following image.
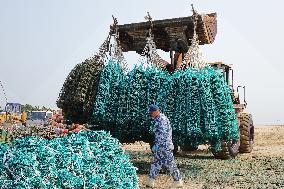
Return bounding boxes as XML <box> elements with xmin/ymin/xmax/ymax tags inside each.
<box><xmin>180</xmin><ymin>145</ymin><xmax>198</xmax><ymax>152</ymax></box>
<box><xmin>173</xmin><ymin>144</ymin><xmax>179</xmax><ymax>155</ymax></box>
<box><xmin>239</xmin><ymin>113</ymin><xmax>254</xmax><ymax>153</ymax></box>
<box><xmin>212</xmin><ymin>140</ymin><xmax>239</xmax><ymax>160</ymax></box>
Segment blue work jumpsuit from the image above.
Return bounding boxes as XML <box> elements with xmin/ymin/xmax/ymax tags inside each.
<box><xmin>149</xmin><ymin>113</ymin><xmax>182</xmax><ymax>181</ymax></box>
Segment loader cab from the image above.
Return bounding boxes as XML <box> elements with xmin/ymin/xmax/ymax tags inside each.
<box><xmin>209</xmin><ymin>62</ymin><xmax>247</xmax><ymax>113</ymax></box>
<box><xmin>208</xmin><ymin>62</ymin><xmax>233</xmax><ymax>89</ymax></box>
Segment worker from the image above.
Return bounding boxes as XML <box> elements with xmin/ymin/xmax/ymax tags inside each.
<box><xmin>146</xmin><ymin>104</ymin><xmax>183</xmax><ymax>188</ymax></box>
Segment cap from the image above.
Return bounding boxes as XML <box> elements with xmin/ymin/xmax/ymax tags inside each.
<box><xmin>148</xmin><ymin>104</ymin><xmax>160</xmax><ymax>113</ymax></box>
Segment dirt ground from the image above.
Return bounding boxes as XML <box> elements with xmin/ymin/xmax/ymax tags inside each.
<box><xmin>123</xmin><ymin>125</ymin><xmax>284</xmax><ymax>189</ymax></box>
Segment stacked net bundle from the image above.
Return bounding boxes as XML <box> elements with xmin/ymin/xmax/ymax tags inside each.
<box><xmin>0</xmin><ymin>131</ymin><xmax>138</xmax><ymax>189</ymax></box>
<box><xmin>92</xmin><ymin>60</ymin><xmax>239</xmax><ymax>151</ymax></box>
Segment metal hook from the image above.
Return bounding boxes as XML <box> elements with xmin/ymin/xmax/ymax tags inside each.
<box><xmin>191</xmin><ymin>4</ymin><xmax>198</xmax><ymax>31</ymax></box>
<box><xmin>191</xmin><ymin>4</ymin><xmax>197</xmax><ymax>15</ymax></box>
<box><xmin>110</xmin><ymin>15</ymin><xmax>118</xmax><ymax>36</ymax></box>
<box><xmin>112</xmin><ymin>15</ymin><xmax>118</xmax><ymax>27</ymax></box>
<box><xmin>108</xmin><ymin>15</ymin><xmax>120</xmax><ymax>54</ymax></box>
<box><xmin>145</xmin><ymin>12</ymin><xmax>154</xmax><ymax>37</ymax></box>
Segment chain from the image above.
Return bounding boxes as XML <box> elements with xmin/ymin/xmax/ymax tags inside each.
<box><xmin>109</xmin><ymin>20</ymin><xmax>128</xmax><ymax>72</ymax></box>
<box><xmin>86</xmin><ymin>16</ymin><xmax>128</xmax><ymax>71</ymax></box>
<box><xmin>144</xmin><ymin>12</ymin><xmax>153</xmax><ymax>38</ymax></box>
<box><xmin>138</xmin><ymin>12</ymin><xmax>164</xmax><ymax>68</ymax></box>
<box><xmin>183</xmin><ymin>4</ymin><xmax>207</xmax><ymax>69</ymax></box>
<box><xmin>0</xmin><ymin>80</ymin><xmax>8</xmax><ymax>105</ymax></box>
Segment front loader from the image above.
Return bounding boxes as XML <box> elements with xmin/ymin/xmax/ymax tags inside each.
<box><xmin>116</xmin><ymin>8</ymin><xmax>254</xmax><ymax>159</ymax></box>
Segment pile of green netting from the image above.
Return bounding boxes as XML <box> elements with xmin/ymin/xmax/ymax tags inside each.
<box><xmin>0</xmin><ymin>143</ymin><xmax>9</xmax><ymax>184</ymax></box>
<box><xmin>93</xmin><ymin>60</ymin><xmax>239</xmax><ymax>150</ymax></box>
<box><xmin>0</xmin><ymin>131</ymin><xmax>138</xmax><ymax>189</ymax></box>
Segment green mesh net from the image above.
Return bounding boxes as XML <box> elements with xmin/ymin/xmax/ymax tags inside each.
<box><xmin>93</xmin><ymin>60</ymin><xmax>239</xmax><ymax>150</ymax></box>
<box><xmin>0</xmin><ymin>131</ymin><xmax>138</xmax><ymax>189</ymax></box>
<box><xmin>57</xmin><ymin>58</ymin><xmax>103</xmax><ymax>124</ymax></box>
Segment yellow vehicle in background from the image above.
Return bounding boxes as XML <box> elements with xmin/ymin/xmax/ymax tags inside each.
<box><xmin>0</xmin><ymin>103</ymin><xmax>27</xmax><ymax>126</ymax></box>
<box><xmin>0</xmin><ymin>81</ymin><xmax>27</xmax><ymax>144</ymax></box>
<box><xmin>0</xmin><ymin>103</ymin><xmax>27</xmax><ymax>143</ymax></box>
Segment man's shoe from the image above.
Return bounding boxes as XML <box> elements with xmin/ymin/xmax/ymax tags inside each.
<box><xmin>145</xmin><ymin>178</ymin><xmax>155</xmax><ymax>188</ymax></box>
<box><xmin>171</xmin><ymin>180</ymin><xmax>184</xmax><ymax>188</ymax></box>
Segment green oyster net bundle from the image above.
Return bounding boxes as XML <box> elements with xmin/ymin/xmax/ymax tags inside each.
<box><xmin>0</xmin><ymin>131</ymin><xmax>138</xmax><ymax>189</ymax></box>
<box><xmin>57</xmin><ymin>57</ymin><xmax>103</xmax><ymax>124</ymax></box>
<box><xmin>93</xmin><ymin>60</ymin><xmax>239</xmax><ymax>150</ymax></box>
<box><xmin>93</xmin><ymin>60</ymin><xmax>167</xmax><ymax>143</ymax></box>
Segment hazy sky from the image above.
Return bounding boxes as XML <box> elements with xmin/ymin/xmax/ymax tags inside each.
<box><xmin>0</xmin><ymin>0</ymin><xmax>283</xmax><ymax>125</ymax></box>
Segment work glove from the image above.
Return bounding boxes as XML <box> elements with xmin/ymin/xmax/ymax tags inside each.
<box><xmin>152</xmin><ymin>145</ymin><xmax>159</xmax><ymax>152</ymax></box>
<box><xmin>169</xmin><ymin>144</ymin><xmax>174</xmax><ymax>151</ymax></box>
